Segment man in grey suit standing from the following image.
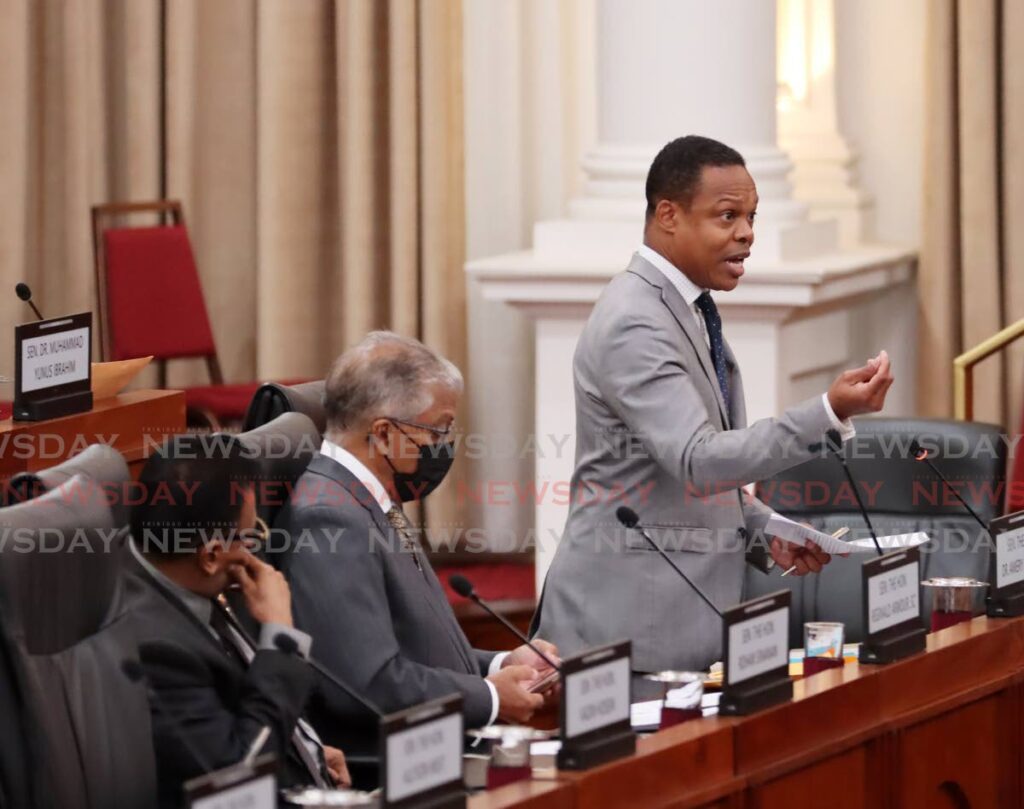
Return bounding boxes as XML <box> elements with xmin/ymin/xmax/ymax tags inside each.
<box><xmin>534</xmin><ymin>135</ymin><xmax>894</xmax><ymax>676</ymax></box>
<box><xmin>275</xmin><ymin>332</ymin><xmax>559</xmax><ymax>782</ymax></box>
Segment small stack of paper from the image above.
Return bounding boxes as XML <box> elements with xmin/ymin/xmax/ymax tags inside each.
<box><xmin>765</xmin><ymin>513</ymin><xmax>929</xmax><ymax>554</ymax></box>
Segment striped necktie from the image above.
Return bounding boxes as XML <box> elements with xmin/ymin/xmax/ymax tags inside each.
<box><xmin>695</xmin><ymin>291</ymin><xmax>731</xmax><ymax>420</ymax></box>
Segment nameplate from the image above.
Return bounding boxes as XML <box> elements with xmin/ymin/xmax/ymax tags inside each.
<box><xmin>987</xmin><ymin>510</ymin><xmax>1024</xmax><ymax>617</ymax></box>
<box><xmin>13</xmin><ymin>312</ymin><xmax>93</xmax><ymax>421</ymax></box>
<box><xmin>719</xmin><ymin>590</ymin><xmax>792</xmax><ymax>715</ymax></box>
<box><xmin>557</xmin><ymin>640</ymin><xmax>635</xmax><ymax>770</ymax></box>
<box><xmin>865</xmin><ymin>552</ymin><xmax>919</xmax><ymax>634</ymax></box>
<box><xmin>859</xmin><ymin>547</ymin><xmax>926</xmax><ymax>664</ymax></box>
<box><xmin>726</xmin><ymin>604</ymin><xmax>788</xmax><ymax>685</ymax></box>
<box><xmin>380</xmin><ymin>693</ymin><xmax>464</xmax><ymax>809</ymax></box>
<box><xmin>185</xmin><ymin>754</ymin><xmax>276</xmax><ymax>809</ymax></box>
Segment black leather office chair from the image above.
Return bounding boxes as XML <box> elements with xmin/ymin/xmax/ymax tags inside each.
<box><xmin>233</xmin><ymin>412</ymin><xmax>320</xmax><ymax>528</ymax></box>
<box><xmin>5</xmin><ymin>444</ymin><xmax>132</xmax><ymax>528</ymax></box>
<box><xmin>0</xmin><ymin>475</ymin><xmax>157</xmax><ymax>809</ymax></box>
<box><xmin>242</xmin><ymin>379</ymin><xmax>326</xmax><ymax>434</ymax></box>
<box><xmin>747</xmin><ymin>418</ymin><xmax>1006</xmax><ymax>642</ymax></box>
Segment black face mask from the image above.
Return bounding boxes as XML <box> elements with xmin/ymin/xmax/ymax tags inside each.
<box><xmin>384</xmin><ymin>425</ymin><xmax>456</xmax><ymax>502</ymax></box>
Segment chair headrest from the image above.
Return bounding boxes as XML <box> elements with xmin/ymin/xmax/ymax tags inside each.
<box><xmin>756</xmin><ymin>417</ymin><xmax>1008</xmax><ymax>522</ymax></box>
<box><xmin>234</xmin><ymin>412</ymin><xmax>321</xmax><ymax>525</ymax></box>
<box><xmin>242</xmin><ymin>380</ymin><xmax>325</xmax><ymax>434</ymax></box>
<box><xmin>6</xmin><ymin>444</ymin><xmax>131</xmax><ymax>527</ymax></box>
<box><xmin>0</xmin><ymin>476</ymin><xmax>122</xmax><ymax>654</ymax></box>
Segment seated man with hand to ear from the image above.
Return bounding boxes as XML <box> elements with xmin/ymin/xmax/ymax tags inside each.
<box><xmin>125</xmin><ymin>434</ymin><xmax>350</xmax><ymax>808</ymax></box>
<box><xmin>274</xmin><ymin>332</ymin><xmax>559</xmax><ymax>781</ymax></box>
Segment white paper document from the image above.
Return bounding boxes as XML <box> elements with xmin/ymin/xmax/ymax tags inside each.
<box><xmin>847</xmin><ymin>532</ymin><xmax>930</xmax><ymax>551</ymax></box>
<box><xmin>630</xmin><ymin>691</ymin><xmax>722</xmax><ymax>730</ymax></box>
<box><xmin>765</xmin><ymin>513</ymin><xmax>929</xmax><ymax>555</ymax></box>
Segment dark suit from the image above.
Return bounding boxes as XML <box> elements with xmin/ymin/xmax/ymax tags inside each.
<box><xmin>274</xmin><ymin>453</ymin><xmax>497</xmax><ymax>760</ymax></box>
<box><xmin>125</xmin><ymin>560</ymin><xmax>318</xmax><ymax>809</ymax></box>
<box><xmin>0</xmin><ymin>616</ymin><xmax>40</xmax><ymax>809</ymax></box>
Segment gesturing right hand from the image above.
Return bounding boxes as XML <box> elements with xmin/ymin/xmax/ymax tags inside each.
<box><xmin>826</xmin><ymin>350</ymin><xmax>894</xmax><ymax>422</ymax></box>
<box><xmin>229</xmin><ymin>554</ymin><xmax>294</xmax><ymax>628</ymax></box>
<box><xmin>487</xmin><ymin>664</ymin><xmax>544</xmax><ymax>724</ymax></box>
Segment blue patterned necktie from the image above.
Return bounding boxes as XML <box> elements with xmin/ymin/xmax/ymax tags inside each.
<box><xmin>695</xmin><ymin>291</ymin><xmax>731</xmax><ymax>420</ymax></box>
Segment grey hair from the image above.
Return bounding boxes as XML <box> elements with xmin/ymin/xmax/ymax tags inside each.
<box><xmin>323</xmin><ymin>331</ymin><xmax>463</xmax><ymax>434</ymax></box>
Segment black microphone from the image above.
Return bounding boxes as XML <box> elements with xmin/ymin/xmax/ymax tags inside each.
<box><xmin>615</xmin><ymin>506</ymin><xmax>723</xmax><ymax>618</ymax></box>
<box><xmin>910</xmin><ymin>439</ymin><xmax>993</xmax><ymax>539</ymax></box>
<box><xmin>122</xmin><ymin>659</ymin><xmax>214</xmax><ymax>775</ymax></box>
<box><xmin>15</xmin><ymin>283</ymin><xmax>43</xmax><ymax>321</ymax></box>
<box><xmin>820</xmin><ymin>429</ymin><xmax>883</xmax><ymax>556</ymax></box>
<box><xmin>272</xmin><ymin>634</ymin><xmax>384</xmax><ymax>717</ymax></box>
<box><xmin>448</xmin><ymin>574</ymin><xmax>561</xmax><ymax>672</ymax></box>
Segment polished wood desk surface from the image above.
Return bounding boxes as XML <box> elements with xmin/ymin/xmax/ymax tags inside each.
<box><xmin>0</xmin><ymin>389</ymin><xmax>186</xmax><ymax>476</ymax></box>
<box><xmin>470</xmin><ymin>615</ymin><xmax>1024</xmax><ymax>809</ymax></box>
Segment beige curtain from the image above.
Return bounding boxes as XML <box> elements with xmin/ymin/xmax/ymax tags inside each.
<box><xmin>919</xmin><ymin>0</ymin><xmax>1024</xmax><ymax>429</ymax></box>
<box><xmin>0</xmin><ymin>0</ymin><xmax>467</xmax><ymax>530</ymax></box>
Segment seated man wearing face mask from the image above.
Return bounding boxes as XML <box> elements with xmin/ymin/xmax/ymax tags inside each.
<box><xmin>274</xmin><ymin>331</ymin><xmax>558</xmax><ymax>777</ymax></box>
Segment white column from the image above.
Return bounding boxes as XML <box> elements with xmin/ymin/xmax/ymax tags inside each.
<box><xmin>777</xmin><ymin>0</ymin><xmax>872</xmax><ymax>246</ymax></box>
<box><xmin>580</xmin><ymin>1</ymin><xmax>793</xmax><ymax>220</ymax></box>
<box><xmin>539</xmin><ymin>0</ymin><xmax>836</xmax><ymax>267</ymax></box>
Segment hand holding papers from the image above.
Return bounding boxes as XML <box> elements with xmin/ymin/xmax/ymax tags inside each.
<box><xmin>780</xmin><ymin>526</ymin><xmax>850</xmax><ymax>577</ymax></box>
<box><xmin>767</xmin><ymin>513</ymin><xmax>929</xmax><ymax>576</ymax></box>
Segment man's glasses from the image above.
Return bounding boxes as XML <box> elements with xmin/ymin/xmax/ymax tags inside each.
<box><xmin>386</xmin><ymin>417</ymin><xmax>455</xmax><ymax>438</ymax></box>
<box><xmin>237</xmin><ymin>516</ymin><xmax>270</xmax><ymax>550</ymax></box>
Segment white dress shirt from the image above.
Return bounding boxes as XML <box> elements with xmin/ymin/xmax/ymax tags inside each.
<box><xmin>635</xmin><ymin>245</ymin><xmax>854</xmax><ymax>440</ymax></box>
<box><xmin>319</xmin><ymin>439</ymin><xmax>506</xmax><ymax>724</ymax></box>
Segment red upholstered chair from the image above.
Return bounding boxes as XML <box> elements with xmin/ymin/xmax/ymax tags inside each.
<box><xmin>91</xmin><ymin>200</ymin><xmax>299</xmax><ymax>428</ymax></box>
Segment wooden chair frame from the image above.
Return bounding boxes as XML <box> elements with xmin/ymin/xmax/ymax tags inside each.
<box><xmin>90</xmin><ymin>200</ymin><xmax>225</xmax><ymax>390</ymax></box>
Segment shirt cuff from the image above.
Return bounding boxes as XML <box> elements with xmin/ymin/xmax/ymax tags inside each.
<box><xmin>821</xmin><ymin>393</ymin><xmax>856</xmax><ymax>441</ymax></box>
<box><xmin>488</xmin><ymin>652</ymin><xmax>510</xmax><ymax>676</ymax></box>
<box><xmin>483</xmin><ymin>652</ymin><xmax>510</xmax><ymax>725</ymax></box>
<box><xmin>484</xmin><ymin>678</ymin><xmax>500</xmax><ymax>725</ymax></box>
<box><xmin>259</xmin><ymin>623</ymin><xmax>312</xmax><ymax>658</ymax></box>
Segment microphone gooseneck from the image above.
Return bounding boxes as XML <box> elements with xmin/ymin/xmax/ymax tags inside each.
<box><xmin>822</xmin><ymin>430</ymin><xmax>883</xmax><ymax>556</ymax></box>
<box><xmin>615</xmin><ymin>507</ymin><xmax>723</xmax><ymax>618</ymax></box>
<box><xmin>910</xmin><ymin>439</ymin><xmax>993</xmax><ymax>540</ymax></box>
<box><xmin>447</xmin><ymin>574</ymin><xmax>562</xmax><ymax>672</ymax></box>
<box><xmin>272</xmin><ymin>633</ymin><xmax>384</xmax><ymax>717</ymax></box>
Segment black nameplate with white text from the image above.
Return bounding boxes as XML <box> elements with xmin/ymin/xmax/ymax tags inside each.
<box><xmin>987</xmin><ymin>510</ymin><xmax>1024</xmax><ymax>617</ymax></box>
<box><xmin>185</xmin><ymin>754</ymin><xmax>276</xmax><ymax>809</ymax></box>
<box><xmin>557</xmin><ymin>640</ymin><xmax>635</xmax><ymax>770</ymax></box>
<box><xmin>719</xmin><ymin>590</ymin><xmax>792</xmax><ymax>715</ymax></box>
<box><xmin>859</xmin><ymin>547</ymin><xmax>926</xmax><ymax>664</ymax></box>
<box><xmin>13</xmin><ymin>312</ymin><xmax>93</xmax><ymax>421</ymax></box>
<box><xmin>379</xmin><ymin>693</ymin><xmax>464</xmax><ymax>809</ymax></box>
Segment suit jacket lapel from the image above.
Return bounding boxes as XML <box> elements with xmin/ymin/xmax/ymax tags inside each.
<box><xmin>627</xmin><ymin>255</ymin><xmax>731</xmax><ymax>427</ymax></box>
<box><xmin>126</xmin><ymin>554</ymin><xmax>233</xmax><ymax>662</ymax></box>
<box><xmin>304</xmin><ymin>455</ymin><xmax>478</xmax><ymax>674</ymax></box>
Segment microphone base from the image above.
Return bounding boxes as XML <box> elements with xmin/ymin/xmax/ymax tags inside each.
<box><xmin>719</xmin><ymin>673</ymin><xmax>793</xmax><ymax>717</ymax></box>
<box><xmin>987</xmin><ymin>588</ymin><xmax>1024</xmax><ymax>618</ymax></box>
<box><xmin>556</xmin><ymin>726</ymin><xmax>636</xmax><ymax>771</ymax></box>
<box><xmin>858</xmin><ymin>625</ymin><xmax>927</xmax><ymax>665</ymax></box>
<box><xmin>13</xmin><ymin>389</ymin><xmax>93</xmax><ymax>422</ymax></box>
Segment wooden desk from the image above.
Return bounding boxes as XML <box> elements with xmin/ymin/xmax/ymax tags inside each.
<box><xmin>470</xmin><ymin>616</ymin><xmax>1024</xmax><ymax>809</ymax></box>
<box><xmin>0</xmin><ymin>389</ymin><xmax>186</xmax><ymax>478</ymax></box>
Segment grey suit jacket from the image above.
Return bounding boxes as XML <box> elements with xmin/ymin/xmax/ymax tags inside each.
<box><xmin>273</xmin><ymin>454</ymin><xmax>497</xmax><ymax>757</ymax></box>
<box><xmin>534</xmin><ymin>253</ymin><xmax>836</xmax><ymax>673</ymax></box>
